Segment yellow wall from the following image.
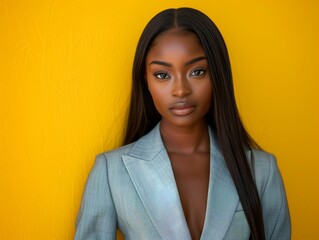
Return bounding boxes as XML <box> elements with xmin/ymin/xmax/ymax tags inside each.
<box><xmin>1</xmin><ymin>0</ymin><xmax>318</xmax><ymax>239</ymax></box>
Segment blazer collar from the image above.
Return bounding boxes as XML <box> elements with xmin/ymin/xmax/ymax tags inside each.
<box><xmin>122</xmin><ymin>122</ymin><xmax>240</xmax><ymax>240</ymax></box>
<box><xmin>124</xmin><ymin>122</ymin><xmax>165</xmax><ymax>161</ymax></box>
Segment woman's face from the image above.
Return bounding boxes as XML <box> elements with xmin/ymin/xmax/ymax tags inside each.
<box><xmin>145</xmin><ymin>29</ymin><xmax>213</xmax><ymax>128</ymax></box>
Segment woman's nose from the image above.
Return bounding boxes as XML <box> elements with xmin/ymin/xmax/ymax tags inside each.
<box><xmin>172</xmin><ymin>78</ymin><xmax>191</xmax><ymax>98</ymax></box>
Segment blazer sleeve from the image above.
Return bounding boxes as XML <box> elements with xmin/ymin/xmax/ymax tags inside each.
<box><xmin>261</xmin><ymin>154</ymin><xmax>291</xmax><ymax>240</ymax></box>
<box><xmin>74</xmin><ymin>153</ymin><xmax>117</xmax><ymax>240</ymax></box>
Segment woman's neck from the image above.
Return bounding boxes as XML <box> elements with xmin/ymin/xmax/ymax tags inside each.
<box><xmin>159</xmin><ymin>120</ymin><xmax>210</xmax><ymax>154</ymax></box>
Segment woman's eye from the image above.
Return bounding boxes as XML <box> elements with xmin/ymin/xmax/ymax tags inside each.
<box><xmin>154</xmin><ymin>72</ymin><xmax>169</xmax><ymax>79</ymax></box>
<box><xmin>190</xmin><ymin>69</ymin><xmax>206</xmax><ymax>76</ymax></box>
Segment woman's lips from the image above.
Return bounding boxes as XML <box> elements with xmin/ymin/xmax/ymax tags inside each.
<box><xmin>169</xmin><ymin>102</ymin><xmax>196</xmax><ymax>116</ymax></box>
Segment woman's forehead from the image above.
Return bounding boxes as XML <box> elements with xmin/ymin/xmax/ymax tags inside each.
<box><xmin>151</xmin><ymin>28</ymin><xmax>201</xmax><ymax>48</ymax></box>
<box><xmin>146</xmin><ymin>30</ymin><xmax>205</xmax><ymax>62</ymax></box>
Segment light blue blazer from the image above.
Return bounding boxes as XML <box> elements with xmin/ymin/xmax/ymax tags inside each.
<box><xmin>74</xmin><ymin>123</ymin><xmax>291</xmax><ymax>240</ymax></box>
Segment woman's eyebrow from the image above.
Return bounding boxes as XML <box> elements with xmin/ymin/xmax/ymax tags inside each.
<box><xmin>149</xmin><ymin>56</ymin><xmax>207</xmax><ymax>67</ymax></box>
<box><xmin>185</xmin><ymin>56</ymin><xmax>207</xmax><ymax>66</ymax></box>
<box><xmin>149</xmin><ymin>60</ymin><xmax>172</xmax><ymax>67</ymax></box>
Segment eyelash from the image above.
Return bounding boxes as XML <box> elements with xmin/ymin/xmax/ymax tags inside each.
<box><xmin>153</xmin><ymin>68</ymin><xmax>207</xmax><ymax>80</ymax></box>
<box><xmin>190</xmin><ymin>68</ymin><xmax>206</xmax><ymax>76</ymax></box>
<box><xmin>154</xmin><ymin>72</ymin><xmax>169</xmax><ymax>80</ymax></box>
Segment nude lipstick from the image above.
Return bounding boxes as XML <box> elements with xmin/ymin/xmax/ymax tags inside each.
<box><xmin>169</xmin><ymin>102</ymin><xmax>196</xmax><ymax>116</ymax></box>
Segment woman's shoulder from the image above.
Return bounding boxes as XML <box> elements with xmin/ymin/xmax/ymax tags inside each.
<box><xmin>248</xmin><ymin>149</ymin><xmax>285</xmax><ymax>198</ymax></box>
<box><xmin>249</xmin><ymin>150</ymin><xmax>291</xmax><ymax>236</ymax></box>
<box><xmin>88</xmin><ymin>142</ymin><xmax>138</xmax><ymax>178</ymax></box>
<box><xmin>248</xmin><ymin>148</ymin><xmax>277</xmax><ymax>170</ymax></box>
<box><xmin>96</xmin><ymin>141</ymin><xmax>137</xmax><ymax>163</ymax></box>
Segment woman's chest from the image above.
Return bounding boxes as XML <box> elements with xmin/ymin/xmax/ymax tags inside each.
<box><xmin>169</xmin><ymin>152</ymin><xmax>210</xmax><ymax>240</ymax></box>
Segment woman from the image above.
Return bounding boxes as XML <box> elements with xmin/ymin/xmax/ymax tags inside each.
<box><xmin>75</xmin><ymin>8</ymin><xmax>291</xmax><ymax>240</ymax></box>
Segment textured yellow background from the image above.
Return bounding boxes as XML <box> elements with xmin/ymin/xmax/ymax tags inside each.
<box><xmin>1</xmin><ymin>0</ymin><xmax>318</xmax><ymax>239</ymax></box>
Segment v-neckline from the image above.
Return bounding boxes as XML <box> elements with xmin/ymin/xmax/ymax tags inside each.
<box><xmin>168</xmin><ymin>151</ymin><xmax>211</xmax><ymax>240</ymax></box>
<box><xmin>122</xmin><ymin>122</ymin><xmax>240</xmax><ymax>240</ymax></box>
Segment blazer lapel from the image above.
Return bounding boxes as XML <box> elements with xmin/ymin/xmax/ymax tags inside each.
<box><xmin>122</xmin><ymin>123</ymin><xmax>239</xmax><ymax>240</ymax></box>
<box><xmin>122</xmin><ymin>123</ymin><xmax>191</xmax><ymax>240</ymax></box>
<box><xmin>201</xmin><ymin>127</ymin><xmax>240</xmax><ymax>239</ymax></box>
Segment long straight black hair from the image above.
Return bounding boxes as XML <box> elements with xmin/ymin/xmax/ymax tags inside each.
<box><xmin>124</xmin><ymin>8</ymin><xmax>265</xmax><ymax>240</ymax></box>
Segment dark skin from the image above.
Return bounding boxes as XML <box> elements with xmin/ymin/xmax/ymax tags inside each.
<box><xmin>161</xmin><ymin>122</ymin><xmax>210</xmax><ymax>240</ymax></box>
<box><xmin>145</xmin><ymin>29</ymin><xmax>212</xmax><ymax>240</ymax></box>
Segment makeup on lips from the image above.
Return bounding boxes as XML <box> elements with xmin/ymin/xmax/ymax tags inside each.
<box><xmin>169</xmin><ymin>102</ymin><xmax>196</xmax><ymax>116</ymax></box>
